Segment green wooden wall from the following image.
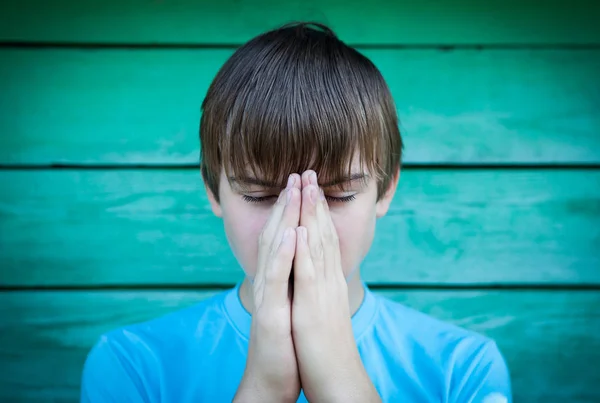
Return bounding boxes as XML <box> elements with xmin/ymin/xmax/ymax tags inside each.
<box><xmin>1</xmin><ymin>1</ymin><xmax>599</xmax><ymax>402</ymax></box>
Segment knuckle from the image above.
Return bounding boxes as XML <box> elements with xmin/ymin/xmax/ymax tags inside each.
<box><xmin>264</xmin><ymin>266</ymin><xmax>282</xmax><ymax>284</ymax></box>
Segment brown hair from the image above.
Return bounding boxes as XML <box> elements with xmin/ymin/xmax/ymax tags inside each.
<box><xmin>200</xmin><ymin>22</ymin><xmax>402</xmax><ymax>202</ymax></box>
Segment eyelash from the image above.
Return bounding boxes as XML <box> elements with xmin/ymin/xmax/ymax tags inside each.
<box><xmin>242</xmin><ymin>194</ymin><xmax>357</xmax><ymax>204</ymax></box>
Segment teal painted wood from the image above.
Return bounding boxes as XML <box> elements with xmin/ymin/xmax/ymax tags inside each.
<box><xmin>1</xmin><ymin>49</ymin><xmax>599</xmax><ymax>164</ymax></box>
<box><xmin>1</xmin><ymin>289</ymin><xmax>599</xmax><ymax>402</ymax></box>
<box><xmin>1</xmin><ymin>0</ymin><xmax>599</xmax><ymax>44</ymax></box>
<box><xmin>1</xmin><ymin>170</ymin><xmax>598</xmax><ymax>287</ymax></box>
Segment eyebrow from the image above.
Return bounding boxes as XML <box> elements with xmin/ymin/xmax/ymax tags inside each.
<box><xmin>229</xmin><ymin>173</ymin><xmax>368</xmax><ymax>189</ymax></box>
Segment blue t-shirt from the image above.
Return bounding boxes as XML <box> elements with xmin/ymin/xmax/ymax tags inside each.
<box><xmin>81</xmin><ymin>282</ymin><xmax>512</xmax><ymax>402</ymax></box>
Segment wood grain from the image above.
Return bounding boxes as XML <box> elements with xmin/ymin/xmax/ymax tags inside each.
<box><xmin>1</xmin><ymin>289</ymin><xmax>598</xmax><ymax>402</ymax></box>
<box><xmin>1</xmin><ymin>169</ymin><xmax>598</xmax><ymax>287</ymax></box>
<box><xmin>1</xmin><ymin>48</ymin><xmax>599</xmax><ymax>165</ymax></box>
<box><xmin>1</xmin><ymin>0</ymin><xmax>599</xmax><ymax>45</ymax></box>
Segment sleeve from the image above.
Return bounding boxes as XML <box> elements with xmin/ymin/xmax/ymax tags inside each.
<box><xmin>80</xmin><ymin>333</ymin><xmax>156</xmax><ymax>403</ymax></box>
<box><xmin>449</xmin><ymin>340</ymin><xmax>513</xmax><ymax>403</ymax></box>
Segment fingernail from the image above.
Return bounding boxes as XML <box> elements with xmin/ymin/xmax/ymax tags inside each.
<box><xmin>310</xmin><ymin>172</ymin><xmax>317</xmax><ymax>185</ymax></box>
<box><xmin>287</xmin><ymin>174</ymin><xmax>295</xmax><ymax>189</ymax></box>
<box><xmin>286</xmin><ymin>188</ymin><xmax>293</xmax><ymax>204</ymax></box>
<box><xmin>309</xmin><ymin>187</ymin><xmax>318</xmax><ymax>205</ymax></box>
<box><xmin>319</xmin><ymin>188</ymin><xmax>325</xmax><ymax>201</ymax></box>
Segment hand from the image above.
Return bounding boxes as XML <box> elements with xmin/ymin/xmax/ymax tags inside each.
<box><xmin>234</xmin><ymin>174</ymin><xmax>302</xmax><ymax>403</ymax></box>
<box><xmin>291</xmin><ymin>170</ymin><xmax>381</xmax><ymax>402</ymax></box>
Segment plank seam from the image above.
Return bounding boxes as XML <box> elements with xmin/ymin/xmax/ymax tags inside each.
<box><xmin>2</xmin><ymin>283</ymin><xmax>600</xmax><ymax>291</ymax></box>
<box><xmin>1</xmin><ymin>41</ymin><xmax>600</xmax><ymax>50</ymax></box>
<box><xmin>1</xmin><ymin>163</ymin><xmax>600</xmax><ymax>170</ymax></box>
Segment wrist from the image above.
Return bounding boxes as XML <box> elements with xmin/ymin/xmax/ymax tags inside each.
<box><xmin>234</xmin><ymin>373</ymin><xmax>298</xmax><ymax>403</ymax></box>
<box><xmin>323</xmin><ymin>382</ymin><xmax>381</xmax><ymax>403</ymax></box>
<box><xmin>319</xmin><ymin>364</ymin><xmax>380</xmax><ymax>403</ymax></box>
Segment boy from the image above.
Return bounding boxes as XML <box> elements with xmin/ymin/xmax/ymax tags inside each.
<box><xmin>81</xmin><ymin>22</ymin><xmax>512</xmax><ymax>402</ymax></box>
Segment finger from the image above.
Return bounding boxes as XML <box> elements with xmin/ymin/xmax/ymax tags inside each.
<box><xmin>276</xmin><ymin>174</ymin><xmax>302</xmax><ymax>240</ymax></box>
<box><xmin>289</xmin><ymin>172</ymin><xmax>302</xmax><ymax>191</ymax></box>
<box><xmin>301</xmin><ymin>170</ymin><xmax>315</xmax><ymax>189</ymax></box>
<box><xmin>300</xmin><ymin>184</ymin><xmax>324</xmax><ymax>270</ymax></box>
<box><xmin>255</xmin><ymin>174</ymin><xmax>300</xmax><ymax>281</ymax></box>
<box><xmin>264</xmin><ymin>185</ymin><xmax>301</xmax><ymax>279</ymax></box>
<box><xmin>293</xmin><ymin>226</ymin><xmax>315</xmax><ymax>291</ymax></box>
<box><xmin>255</xmin><ymin>187</ymin><xmax>289</xmax><ymax>284</ymax></box>
<box><xmin>315</xmin><ymin>187</ymin><xmax>342</xmax><ymax>280</ymax></box>
<box><xmin>262</xmin><ymin>227</ymin><xmax>297</xmax><ymax>307</ymax></box>
<box><xmin>259</xmin><ymin>174</ymin><xmax>296</xmax><ymax>243</ymax></box>
<box><xmin>303</xmin><ymin>171</ymin><xmax>329</xmax><ymax>268</ymax></box>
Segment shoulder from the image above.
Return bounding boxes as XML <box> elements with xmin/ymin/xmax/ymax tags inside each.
<box><xmin>374</xmin><ymin>294</ymin><xmax>512</xmax><ymax>402</ymax></box>
<box><xmin>375</xmin><ymin>294</ymin><xmax>492</xmax><ymax>349</ymax></box>
<box><xmin>80</xmin><ymin>289</ymin><xmax>231</xmax><ymax>402</ymax></box>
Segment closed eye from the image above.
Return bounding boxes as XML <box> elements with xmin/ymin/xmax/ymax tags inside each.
<box><xmin>242</xmin><ymin>194</ymin><xmax>356</xmax><ymax>204</ymax></box>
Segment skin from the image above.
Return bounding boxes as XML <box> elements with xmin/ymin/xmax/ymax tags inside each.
<box><xmin>206</xmin><ymin>154</ymin><xmax>399</xmax><ymax>402</ymax></box>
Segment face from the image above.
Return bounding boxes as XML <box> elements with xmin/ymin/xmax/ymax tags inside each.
<box><xmin>206</xmin><ymin>154</ymin><xmax>399</xmax><ymax>281</ymax></box>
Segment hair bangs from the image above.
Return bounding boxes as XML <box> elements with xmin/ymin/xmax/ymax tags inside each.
<box><xmin>220</xmin><ymin>42</ymin><xmax>386</xmax><ymax>191</ymax></box>
<box><xmin>200</xmin><ymin>22</ymin><xmax>402</xmax><ymax>202</ymax></box>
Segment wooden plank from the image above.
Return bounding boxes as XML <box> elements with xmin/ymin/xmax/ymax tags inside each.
<box><xmin>1</xmin><ymin>49</ymin><xmax>600</xmax><ymax>165</ymax></box>
<box><xmin>0</xmin><ymin>290</ymin><xmax>220</xmax><ymax>403</ymax></box>
<box><xmin>1</xmin><ymin>0</ymin><xmax>599</xmax><ymax>45</ymax></box>
<box><xmin>1</xmin><ymin>289</ymin><xmax>598</xmax><ymax>402</ymax></box>
<box><xmin>1</xmin><ymin>169</ymin><xmax>598</xmax><ymax>287</ymax></box>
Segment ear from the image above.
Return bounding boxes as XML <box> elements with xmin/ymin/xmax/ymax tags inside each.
<box><xmin>205</xmin><ymin>182</ymin><xmax>223</xmax><ymax>218</ymax></box>
<box><xmin>375</xmin><ymin>166</ymin><xmax>400</xmax><ymax>218</ymax></box>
